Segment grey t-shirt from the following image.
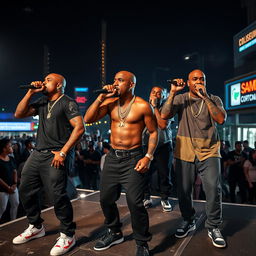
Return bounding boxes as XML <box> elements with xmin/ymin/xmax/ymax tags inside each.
<box><xmin>172</xmin><ymin>92</ymin><xmax>223</xmax><ymax>162</ymax></box>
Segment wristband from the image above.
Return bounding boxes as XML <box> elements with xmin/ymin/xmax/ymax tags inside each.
<box><xmin>145</xmin><ymin>153</ymin><xmax>154</xmax><ymax>161</ymax></box>
<box><xmin>60</xmin><ymin>151</ymin><xmax>66</xmax><ymax>158</ymax></box>
<box><xmin>96</xmin><ymin>98</ymin><xmax>103</xmax><ymax>103</ymax></box>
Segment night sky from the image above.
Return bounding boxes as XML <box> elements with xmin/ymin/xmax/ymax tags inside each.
<box><xmin>0</xmin><ymin>0</ymin><xmax>248</xmax><ymax>112</ymax></box>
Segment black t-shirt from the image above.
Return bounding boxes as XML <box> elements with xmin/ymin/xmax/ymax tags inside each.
<box><xmin>31</xmin><ymin>95</ymin><xmax>81</xmax><ymax>151</ymax></box>
<box><xmin>227</xmin><ymin>150</ymin><xmax>247</xmax><ymax>177</ymax></box>
<box><xmin>0</xmin><ymin>156</ymin><xmax>17</xmax><ymax>192</ymax></box>
<box><xmin>220</xmin><ymin>149</ymin><xmax>228</xmax><ymax>174</ymax></box>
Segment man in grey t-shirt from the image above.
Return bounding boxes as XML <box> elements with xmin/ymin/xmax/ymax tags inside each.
<box><xmin>161</xmin><ymin>69</ymin><xmax>227</xmax><ymax>248</ymax></box>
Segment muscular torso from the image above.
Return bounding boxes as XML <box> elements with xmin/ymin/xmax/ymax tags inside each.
<box><xmin>108</xmin><ymin>97</ymin><xmax>147</xmax><ymax>150</ymax></box>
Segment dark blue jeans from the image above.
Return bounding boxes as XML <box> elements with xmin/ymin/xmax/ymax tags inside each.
<box><xmin>19</xmin><ymin>150</ymin><xmax>76</xmax><ymax>236</ymax></box>
<box><xmin>100</xmin><ymin>147</ymin><xmax>152</xmax><ymax>244</ymax></box>
<box><xmin>175</xmin><ymin>157</ymin><xmax>222</xmax><ymax>229</ymax></box>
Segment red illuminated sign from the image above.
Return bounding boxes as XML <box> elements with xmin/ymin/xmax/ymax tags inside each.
<box><xmin>76</xmin><ymin>96</ymin><xmax>87</xmax><ymax>104</ymax></box>
<box><xmin>241</xmin><ymin>79</ymin><xmax>256</xmax><ymax>94</ymax></box>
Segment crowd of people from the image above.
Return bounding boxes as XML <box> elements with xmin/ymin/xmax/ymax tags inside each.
<box><xmin>1</xmin><ymin>134</ymin><xmax>255</xmax><ymax>223</ymax></box>
<box><xmin>0</xmin><ymin>70</ymin><xmax>256</xmax><ymax>256</ymax></box>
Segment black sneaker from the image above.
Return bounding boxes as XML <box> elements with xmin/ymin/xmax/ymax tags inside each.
<box><xmin>161</xmin><ymin>199</ymin><xmax>172</xmax><ymax>212</ymax></box>
<box><xmin>136</xmin><ymin>244</ymin><xmax>150</xmax><ymax>256</ymax></box>
<box><xmin>208</xmin><ymin>228</ymin><xmax>226</xmax><ymax>248</ymax></box>
<box><xmin>175</xmin><ymin>220</ymin><xmax>196</xmax><ymax>238</ymax></box>
<box><xmin>143</xmin><ymin>199</ymin><xmax>153</xmax><ymax>209</ymax></box>
<box><xmin>93</xmin><ymin>229</ymin><xmax>124</xmax><ymax>251</ymax></box>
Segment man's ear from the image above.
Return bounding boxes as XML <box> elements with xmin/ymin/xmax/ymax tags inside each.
<box><xmin>129</xmin><ymin>82</ymin><xmax>135</xmax><ymax>90</ymax></box>
<box><xmin>57</xmin><ymin>83</ymin><xmax>62</xmax><ymax>90</ymax></box>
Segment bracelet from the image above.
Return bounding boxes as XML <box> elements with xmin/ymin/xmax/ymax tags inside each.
<box><xmin>60</xmin><ymin>151</ymin><xmax>67</xmax><ymax>158</ymax></box>
<box><xmin>145</xmin><ymin>153</ymin><xmax>154</xmax><ymax>161</ymax></box>
<box><xmin>96</xmin><ymin>98</ymin><xmax>103</xmax><ymax>103</ymax></box>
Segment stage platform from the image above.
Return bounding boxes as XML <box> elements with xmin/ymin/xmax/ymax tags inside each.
<box><xmin>0</xmin><ymin>189</ymin><xmax>255</xmax><ymax>256</ymax></box>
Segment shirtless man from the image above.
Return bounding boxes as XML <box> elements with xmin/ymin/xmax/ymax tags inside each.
<box><xmin>84</xmin><ymin>70</ymin><xmax>158</xmax><ymax>256</ymax></box>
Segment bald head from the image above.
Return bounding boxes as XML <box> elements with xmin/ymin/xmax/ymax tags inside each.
<box><xmin>188</xmin><ymin>69</ymin><xmax>205</xmax><ymax>81</ymax></box>
<box><xmin>48</xmin><ymin>73</ymin><xmax>66</xmax><ymax>92</ymax></box>
<box><xmin>117</xmin><ymin>71</ymin><xmax>136</xmax><ymax>84</ymax></box>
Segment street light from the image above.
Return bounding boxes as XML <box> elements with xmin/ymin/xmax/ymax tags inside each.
<box><xmin>183</xmin><ymin>52</ymin><xmax>205</xmax><ymax>70</ymax></box>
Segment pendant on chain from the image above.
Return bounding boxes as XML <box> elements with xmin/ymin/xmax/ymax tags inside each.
<box><xmin>47</xmin><ymin>113</ymin><xmax>51</xmax><ymax>119</ymax></box>
<box><xmin>119</xmin><ymin>120</ymin><xmax>125</xmax><ymax>127</ymax></box>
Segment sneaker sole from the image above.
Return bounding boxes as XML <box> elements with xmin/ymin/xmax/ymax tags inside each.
<box><xmin>50</xmin><ymin>240</ymin><xmax>76</xmax><ymax>256</ymax></box>
<box><xmin>208</xmin><ymin>232</ymin><xmax>226</xmax><ymax>248</ymax></box>
<box><xmin>162</xmin><ymin>208</ymin><xmax>172</xmax><ymax>212</ymax></box>
<box><xmin>13</xmin><ymin>231</ymin><xmax>45</xmax><ymax>244</ymax></box>
<box><xmin>93</xmin><ymin>237</ymin><xmax>124</xmax><ymax>251</ymax></box>
<box><xmin>175</xmin><ymin>224</ymin><xmax>196</xmax><ymax>238</ymax></box>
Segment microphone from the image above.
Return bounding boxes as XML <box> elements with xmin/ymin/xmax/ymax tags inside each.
<box><xmin>93</xmin><ymin>89</ymin><xmax>109</xmax><ymax>94</ymax></box>
<box><xmin>199</xmin><ymin>88</ymin><xmax>204</xmax><ymax>96</ymax></box>
<box><xmin>167</xmin><ymin>79</ymin><xmax>178</xmax><ymax>86</ymax></box>
<box><xmin>19</xmin><ymin>85</ymin><xmax>42</xmax><ymax>89</ymax></box>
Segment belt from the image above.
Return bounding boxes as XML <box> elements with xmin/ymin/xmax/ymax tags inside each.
<box><xmin>111</xmin><ymin>147</ymin><xmax>142</xmax><ymax>158</ymax></box>
<box><xmin>36</xmin><ymin>149</ymin><xmax>59</xmax><ymax>153</ymax></box>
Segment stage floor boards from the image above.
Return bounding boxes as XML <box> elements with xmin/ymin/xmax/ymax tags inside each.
<box><xmin>0</xmin><ymin>189</ymin><xmax>255</xmax><ymax>256</ymax></box>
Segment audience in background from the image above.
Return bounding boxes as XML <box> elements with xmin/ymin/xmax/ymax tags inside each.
<box><xmin>1</xmin><ymin>130</ymin><xmax>256</xmax><ymax>225</ymax></box>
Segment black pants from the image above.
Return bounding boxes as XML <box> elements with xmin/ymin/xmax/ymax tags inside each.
<box><xmin>100</xmin><ymin>147</ymin><xmax>152</xmax><ymax>245</ymax></box>
<box><xmin>144</xmin><ymin>143</ymin><xmax>172</xmax><ymax>200</ymax></box>
<box><xmin>228</xmin><ymin>175</ymin><xmax>247</xmax><ymax>203</ymax></box>
<box><xmin>19</xmin><ymin>150</ymin><xmax>76</xmax><ymax>236</ymax></box>
<box><xmin>175</xmin><ymin>157</ymin><xmax>222</xmax><ymax>229</ymax></box>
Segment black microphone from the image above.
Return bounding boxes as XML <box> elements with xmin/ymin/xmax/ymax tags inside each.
<box><xmin>93</xmin><ymin>89</ymin><xmax>109</xmax><ymax>94</ymax></box>
<box><xmin>199</xmin><ymin>88</ymin><xmax>204</xmax><ymax>96</ymax></box>
<box><xmin>167</xmin><ymin>80</ymin><xmax>178</xmax><ymax>86</ymax></box>
<box><xmin>19</xmin><ymin>84</ymin><xmax>42</xmax><ymax>89</ymax></box>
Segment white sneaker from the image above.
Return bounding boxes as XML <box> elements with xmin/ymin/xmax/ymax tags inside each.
<box><xmin>50</xmin><ymin>233</ymin><xmax>75</xmax><ymax>256</ymax></box>
<box><xmin>12</xmin><ymin>224</ymin><xmax>45</xmax><ymax>244</ymax></box>
<box><xmin>161</xmin><ymin>199</ymin><xmax>172</xmax><ymax>212</ymax></box>
<box><xmin>143</xmin><ymin>199</ymin><xmax>153</xmax><ymax>209</ymax></box>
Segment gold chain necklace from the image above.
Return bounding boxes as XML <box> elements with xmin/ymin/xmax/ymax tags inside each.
<box><xmin>47</xmin><ymin>94</ymin><xmax>65</xmax><ymax>119</ymax></box>
<box><xmin>118</xmin><ymin>95</ymin><xmax>136</xmax><ymax>127</ymax></box>
<box><xmin>188</xmin><ymin>93</ymin><xmax>204</xmax><ymax>118</ymax></box>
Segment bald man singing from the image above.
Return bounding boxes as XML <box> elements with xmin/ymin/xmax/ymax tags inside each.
<box><xmin>84</xmin><ymin>71</ymin><xmax>158</xmax><ymax>256</ymax></box>
<box><xmin>12</xmin><ymin>73</ymin><xmax>85</xmax><ymax>256</ymax></box>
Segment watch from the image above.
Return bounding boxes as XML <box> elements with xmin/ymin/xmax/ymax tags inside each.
<box><xmin>145</xmin><ymin>153</ymin><xmax>154</xmax><ymax>161</ymax></box>
<box><xmin>60</xmin><ymin>151</ymin><xmax>66</xmax><ymax>158</ymax></box>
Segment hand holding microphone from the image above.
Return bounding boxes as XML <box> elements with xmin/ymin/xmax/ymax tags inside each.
<box><xmin>195</xmin><ymin>85</ymin><xmax>207</xmax><ymax>98</ymax></box>
<box><xmin>19</xmin><ymin>81</ymin><xmax>45</xmax><ymax>93</ymax></box>
<box><xmin>167</xmin><ymin>78</ymin><xmax>186</xmax><ymax>93</ymax></box>
<box><xmin>94</xmin><ymin>84</ymin><xmax>118</xmax><ymax>102</ymax></box>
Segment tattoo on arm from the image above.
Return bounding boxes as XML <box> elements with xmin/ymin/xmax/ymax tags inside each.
<box><xmin>161</xmin><ymin>93</ymin><xmax>175</xmax><ymax>117</ymax></box>
<box><xmin>204</xmin><ymin>98</ymin><xmax>220</xmax><ymax>116</ymax></box>
<box><xmin>204</xmin><ymin>97</ymin><xmax>226</xmax><ymax>124</ymax></box>
<box><xmin>148</xmin><ymin>137</ymin><xmax>158</xmax><ymax>146</ymax></box>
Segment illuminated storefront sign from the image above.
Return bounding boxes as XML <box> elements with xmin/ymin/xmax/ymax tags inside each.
<box><xmin>238</xmin><ymin>29</ymin><xmax>256</xmax><ymax>52</ymax></box>
<box><xmin>74</xmin><ymin>87</ymin><xmax>89</xmax><ymax>110</ymax></box>
<box><xmin>0</xmin><ymin>122</ymin><xmax>36</xmax><ymax>131</ymax></box>
<box><xmin>234</xmin><ymin>21</ymin><xmax>256</xmax><ymax>67</ymax></box>
<box><xmin>225</xmin><ymin>73</ymin><xmax>256</xmax><ymax>110</ymax></box>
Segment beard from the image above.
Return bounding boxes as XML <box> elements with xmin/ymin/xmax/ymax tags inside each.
<box><xmin>42</xmin><ymin>89</ymin><xmax>48</xmax><ymax>96</ymax></box>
